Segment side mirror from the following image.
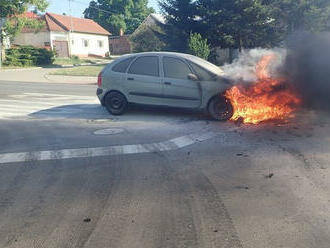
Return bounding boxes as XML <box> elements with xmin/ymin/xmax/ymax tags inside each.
<box><xmin>188</xmin><ymin>73</ymin><xmax>199</xmax><ymax>81</ymax></box>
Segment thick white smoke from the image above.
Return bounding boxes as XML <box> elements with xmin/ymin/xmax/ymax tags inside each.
<box><xmin>221</xmin><ymin>48</ymin><xmax>287</xmax><ymax>83</ymax></box>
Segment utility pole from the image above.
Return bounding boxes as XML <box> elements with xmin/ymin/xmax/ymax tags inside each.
<box><xmin>0</xmin><ymin>18</ymin><xmax>6</xmax><ymax>69</ymax></box>
<box><xmin>68</xmin><ymin>0</ymin><xmax>73</xmax><ymax>57</ymax></box>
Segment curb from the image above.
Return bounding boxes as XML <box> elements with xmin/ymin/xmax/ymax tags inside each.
<box><xmin>57</xmin><ymin>61</ymin><xmax>112</xmax><ymax>68</ymax></box>
<box><xmin>0</xmin><ymin>67</ymin><xmax>42</xmax><ymax>72</ymax></box>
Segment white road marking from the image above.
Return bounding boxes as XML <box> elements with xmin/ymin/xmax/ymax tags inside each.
<box><xmin>0</xmin><ymin>93</ymin><xmax>98</xmax><ymax>119</ymax></box>
<box><xmin>0</xmin><ymin>132</ymin><xmax>218</xmax><ymax>164</ymax></box>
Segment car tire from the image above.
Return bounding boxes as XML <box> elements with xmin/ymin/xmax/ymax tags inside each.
<box><xmin>104</xmin><ymin>91</ymin><xmax>128</xmax><ymax>115</ymax></box>
<box><xmin>208</xmin><ymin>96</ymin><xmax>234</xmax><ymax>121</ymax></box>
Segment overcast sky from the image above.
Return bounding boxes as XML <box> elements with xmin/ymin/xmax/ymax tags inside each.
<box><xmin>47</xmin><ymin>0</ymin><xmax>160</xmax><ymax>18</ymax></box>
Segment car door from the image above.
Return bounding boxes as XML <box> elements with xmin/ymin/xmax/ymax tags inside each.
<box><xmin>126</xmin><ymin>55</ymin><xmax>163</xmax><ymax>105</ymax></box>
<box><xmin>162</xmin><ymin>56</ymin><xmax>202</xmax><ymax>108</ymax></box>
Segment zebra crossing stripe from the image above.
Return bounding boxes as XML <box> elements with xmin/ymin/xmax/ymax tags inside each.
<box><xmin>0</xmin><ymin>132</ymin><xmax>218</xmax><ymax>164</ymax></box>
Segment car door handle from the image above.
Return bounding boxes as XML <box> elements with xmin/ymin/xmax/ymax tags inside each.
<box><xmin>127</xmin><ymin>77</ymin><xmax>134</xmax><ymax>81</ymax></box>
<box><xmin>164</xmin><ymin>82</ymin><xmax>172</xmax><ymax>85</ymax></box>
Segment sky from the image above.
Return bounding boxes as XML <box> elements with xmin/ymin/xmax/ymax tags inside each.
<box><xmin>47</xmin><ymin>0</ymin><xmax>160</xmax><ymax>18</ymax></box>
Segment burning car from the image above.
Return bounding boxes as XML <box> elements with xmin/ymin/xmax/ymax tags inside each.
<box><xmin>97</xmin><ymin>52</ymin><xmax>234</xmax><ymax>121</ymax></box>
<box><xmin>97</xmin><ymin>51</ymin><xmax>301</xmax><ymax>124</ymax></box>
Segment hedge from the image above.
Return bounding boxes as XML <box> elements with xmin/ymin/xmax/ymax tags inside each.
<box><xmin>4</xmin><ymin>46</ymin><xmax>55</xmax><ymax>67</ymax></box>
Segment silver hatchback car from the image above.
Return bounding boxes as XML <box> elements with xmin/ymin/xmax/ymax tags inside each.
<box><xmin>97</xmin><ymin>52</ymin><xmax>233</xmax><ymax>120</ymax></box>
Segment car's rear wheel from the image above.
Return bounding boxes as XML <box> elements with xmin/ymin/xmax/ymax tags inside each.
<box><xmin>208</xmin><ymin>96</ymin><xmax>234</xmax><ymax>121</ymax></box>
<box><xmin>104</xmin><ymin>92</ymin><xmax>128</xmax><ymax>115</ymax></box>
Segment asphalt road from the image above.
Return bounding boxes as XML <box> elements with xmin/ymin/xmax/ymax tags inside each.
<box><xmin>0</xmin><ymin>80</ymin><xmax>330</xmax><ymax>248</ymax></box>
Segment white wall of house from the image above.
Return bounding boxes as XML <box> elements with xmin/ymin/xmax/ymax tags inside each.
<box><xmin>13</xmin><ymin>31</ymin><xmax>109</xmax><ymax>57</ymax></box>
<box><xmin>50</xmin><ymin>31</ymin><xmax>68</xmax><ymax>45</ymax></box>
<box><xmin>13</xmin><ymin>32</ymin><xmax>51</xmax><ymax>48</ymax></box>
<box><xmin>69</xmin><ymin>32</ymin><xmax>109</xmax><ymax>57</ymax></box>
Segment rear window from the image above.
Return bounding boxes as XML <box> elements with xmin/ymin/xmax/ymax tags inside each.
<box><xmin>128</xmin><ymin>56</ymin><xmax>159</xmax><ymax>77</ymax></box>
<box><xmin>112</xmin><ymin>57</ymin><xmax>135</xmax><ymax>73</ymax></box>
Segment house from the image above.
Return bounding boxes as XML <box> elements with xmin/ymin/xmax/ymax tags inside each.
<box><xmin>13</xmin><ymin>12</ymin><xmax>111</xmax><ymax>57</ymax></box>
<box><xmin>132</xmin><ymin>13</ymin><xmax>166</xmax><ymax>36</ymax></box>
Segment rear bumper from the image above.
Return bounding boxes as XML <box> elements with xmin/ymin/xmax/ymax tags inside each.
<box><xmin>96</xmin><ymin>88</ymin><xmax>104</xmax><ymax>105</ymax></box>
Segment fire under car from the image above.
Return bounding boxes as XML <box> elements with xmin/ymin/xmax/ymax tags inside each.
<box><xmin>96</xmin><ymin>52</ymin><xmax>234</xmax><ymax>121</ymax></box>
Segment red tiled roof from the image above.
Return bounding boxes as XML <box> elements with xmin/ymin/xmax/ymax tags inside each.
<box><xmin>46</xmin><ymin>12</ymin><xmax>111</xmax><ymax>35</ymax></box>
<box><xmin>20</xmin><ymin>12</ymin><xmax>111</xmax><ymax>36</ymax></box>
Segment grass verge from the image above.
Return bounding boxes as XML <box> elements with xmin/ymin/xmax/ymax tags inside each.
<box><xmin>49</xmin><ymin>65</ymin><xmax>105</xmax><ymax>77</ymax></box>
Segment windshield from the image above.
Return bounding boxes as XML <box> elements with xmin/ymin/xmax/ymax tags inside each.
<box><xmin>187</xmin><ymin>55</ymin><xmax>224</xmax><ymax>76</ymax></box>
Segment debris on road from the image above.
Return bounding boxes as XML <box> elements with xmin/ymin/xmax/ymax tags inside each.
<box><xmin>83</xmin><ymin>218</ymin><xmax>91</xmax><ymax>223</ymax></box>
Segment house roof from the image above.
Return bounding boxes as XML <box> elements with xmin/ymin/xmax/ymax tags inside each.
<box><xmin>46</xmin><ymin>13</ymin><xmax>111</xmax><ymax>35</ymax></box>
<box><xmin>150</xmin><ymin>14</ymin><xmax>166</xmax><ymax>25</ymax></box>
<box><xmin>21</xmin><ymin>12</ymin><xmax>111</xmax><ymax>36</ymax></box>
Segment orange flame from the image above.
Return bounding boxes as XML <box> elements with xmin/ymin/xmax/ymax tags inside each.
<box><xmin>225</xmin><ymin>54</ymin><xmax>301</xmax><ymax>124</ymax></box>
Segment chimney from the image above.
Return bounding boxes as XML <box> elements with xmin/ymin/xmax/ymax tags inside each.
<box><xmin>119</xmin><ymin>28</ymin><xmax>124</xmax><ymax>36</ymax></box>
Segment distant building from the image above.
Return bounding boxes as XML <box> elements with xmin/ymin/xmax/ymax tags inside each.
<box><xmin>109</xmin><ymin>29</ymin><xmax>132</xmax><ymax>55</ymax></box>
<box><xmin>132</xmin><ymin>13</ymin><xmax>166</xmax><ymax>36</ymax></box>
<box><xmin>13</xmin><ymin>12</ymin><xmax>111</xmax><ymax>57</ymax></box>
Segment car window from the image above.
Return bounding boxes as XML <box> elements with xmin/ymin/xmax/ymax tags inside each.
<box><xmin>112</xmin><ymin>57</ymin><xmax>135</xmax><ymax>73</ymax></box>
<box><xmin>188</xmin><ymin>61</ymin><xmax>216</xmax><ymax>81</ymax></box>
<box><xmin>163</xmin><ymin>57</ymin><xmax>192</xmax><ymax>80</ymax></box>
<box><xmin>128</xmin><ymin>56</ymin><xmax>159</xmax><ymax>77</ymax></box>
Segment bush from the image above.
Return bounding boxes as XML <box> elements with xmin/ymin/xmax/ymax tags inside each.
<box><xmin>188</xmin><ymin>33</ymin><xmax>210</xmax><ymax>60</ymax></box>
<box><xmin>4</xmin><ymin>46</ymin><xmax>55</xmax><ymax>66</ymax></box>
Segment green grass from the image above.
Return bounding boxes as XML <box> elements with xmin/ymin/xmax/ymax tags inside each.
<box><xmin>49</xmin><ymin>65</ymin><xmax>105</xmax><ymax>77</ymax></box>
<box><xmin>54</xmin><ymin>57</ymin><xmax>111</xmax><ymax>66</ymax></box>
<box><xmin>54</xmin><ymin>57</ymin><xmax>95</xmax><ymax>65</ymax></box>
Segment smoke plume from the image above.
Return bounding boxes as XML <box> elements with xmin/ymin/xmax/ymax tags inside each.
<box><xmin>282</xmin><ymin>32</ymin><xmax>330</xmax><ymax>110</ymax></box>
<box><xmin>222</xmin><ymin>48</ymin><xmax>286</xmax><ymax>83</ymax></box>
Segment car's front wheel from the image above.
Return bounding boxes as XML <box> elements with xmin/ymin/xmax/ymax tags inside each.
<box><xmin>208</xmin><ymin>96</ymin><xmax>234</xmax><ymax>121</ymax></box>
<box><xmin>104</xmin><ymin>91</ymin><xmax>128</xmax><ymax>115</ymax></box>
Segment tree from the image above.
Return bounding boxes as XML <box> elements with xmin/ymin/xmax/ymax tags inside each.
<box><xmin>160</xmin><ymin>0</ymin><xmax>201</xmax><ymax>48</ymax></box>
<box><xmin>269</xmin><ymin>0</ymin><xmax>330</xmax><ymax>34</ymax></box>
<box><xmin>0</xmin><ymin>0</ymin><xmax>48</xmax><ymax>18</ymax></box>
<box><xmin>188</xmin><ymin>33</ymin><xmax>210</xmax><ymax>60</ymax></box>
<box><xmin>197</xmin><ymin>0</ymin><xmax>279</xmax><ymax>51</ymax></box>
<box><xmin>84</xmin><ymin>0</ymin><xmax>154</xmax><ymax>35</ymax></box>
<box><xmin>0</xmin><ymin>0</ymin><xmax>48</xmax><ymax>66</ymax></box>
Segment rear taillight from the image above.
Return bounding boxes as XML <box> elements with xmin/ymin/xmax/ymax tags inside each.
<box><xmin>97</xmin><ymin>72</ymin><xmax>102</xmax><ymax>87</ymax></box>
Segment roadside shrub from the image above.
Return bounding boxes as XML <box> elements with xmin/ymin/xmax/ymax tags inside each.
<box><xmin>188</xmin><ymin>33</ymin><xmax>210</xmax><ymax>60</ymax></box>
<box><xmin>4</xmin><ymin>46</ymin><xmax>55</xmax><ymax>66</ymax></box>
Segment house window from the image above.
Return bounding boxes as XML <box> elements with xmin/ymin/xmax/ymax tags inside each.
<box><xmin>71</xmin><ymin>39</ymin><xmax>74</xmax><ymax>45</ymax></box>
<box><xmin>82</xmin><ymin>39</ymin><xmax>89</xmax><ymax>47</ymax></box>
<box><xmin>98</xmin><ymin>40</ymin><xmax>103</xmax><ymax>48</ymax></box>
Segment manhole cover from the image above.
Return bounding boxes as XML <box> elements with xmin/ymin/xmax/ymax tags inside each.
<box><xmin>93</xmin><ymin>128</ymin><xmax>124</xmax><ymax>135</ymax></box>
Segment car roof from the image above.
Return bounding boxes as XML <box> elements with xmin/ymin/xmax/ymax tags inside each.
<box><xmin>120</xmin><ymin>51</ymin><xmax>194</xmax><ymax>59</ymax></box>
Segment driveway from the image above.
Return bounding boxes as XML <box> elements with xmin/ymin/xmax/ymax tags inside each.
<box><xmin>0</xmin><ymin>80</ymin><xmax>330</xmax><ymax>248</ymax></box>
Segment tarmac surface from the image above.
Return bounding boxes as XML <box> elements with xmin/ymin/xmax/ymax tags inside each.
<box><xmin>0</xmin><ymin>79</ymin><xmax>330</xmax><ymax>248</ymax></box>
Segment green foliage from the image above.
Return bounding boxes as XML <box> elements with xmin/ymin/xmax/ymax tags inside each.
<box><xmin>269</xmin><ymin>0</ymin><xmax>330</xmax><ymax>34</ymax></box>
<box><xmin>160</xmin><ymin>0</ymin><xmax>330</xmax><ymax>51</ymax></box>
<box><xmin>130</xmin><ymin>25</ymin><xmax>166</xmax><ymax>52</ymax></box>
<box><xmin>197</xmin><ymin>0</ymin><xmax>279</xmax><ymax>50</ymax></box>
<box><xmin>4</xmin><ymin>46</ymin><xmax>55</xmax><ymax>67</ymax></box>
<box><xmin>84</xmin><ymin>0</ymin><xmax>154</xmax><ymax>35</ymax></box>
<box><xmin>0</xmin><ymin>0</ymin><xmax>48</xmax><ymax>18</ymax></box>
<box><xmin>188</xmin><ymin>33</ymin><xmax>210</xmax><ymax>60</ymax></box>
<box><xmin>0</xmin><ymin>0</ymin><xmax>48</xmax><ymax>44</ymax></box>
